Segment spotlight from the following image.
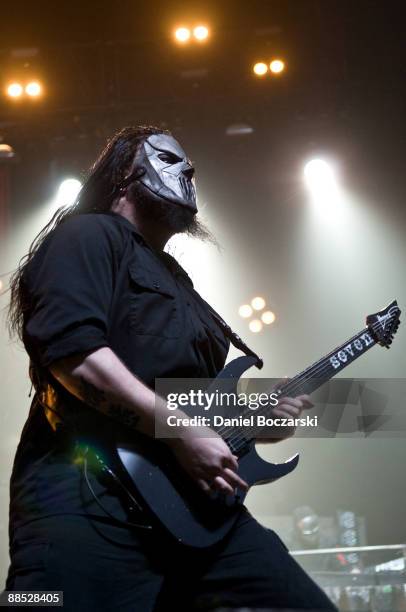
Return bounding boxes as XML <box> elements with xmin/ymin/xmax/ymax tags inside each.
<box><xmin>239</xmin><ymin>304</ymin><xmax>253</xmax><ymax>318</ymax></box>
<box><xmin>193</xmin><ymin>25</ymin><xmax>209</xmax><ymax>41</ymax></box>
<box><xmin>55</xmin><ymin>179</ymin><xmax>82</xmax><ymax>208</ymax></box>
<box><xmin>0</xmin><ymin>279</ymin><xmax>3</xmax><ymax>292</ymax></box>
<box><xmin>0</xmin><ymin>144</ymin><xmax>15</xmax><ymax>159</ymax></box>
<box><xmin>175</xmin><ymin>27</ymin><xmax>191</xmax><ymax>43</ymax></box>
<box><xmin>6</xmin><ymin>83</ymin><xmax>23</xmax><ymax>98</ymax></box>
<box><xmin>303</xmin><ymin>157</ymin><xmax>346</xmax><ymax>221</ymax></box>
<box><xmin>253</xmin><ymin>62</ymin><xmax>268</xmax><ymax>76</ymax></box>
<box><xmin>261</xmin><ymin>310</ymin><xmax>276</xmax><ymax>325</ymax></box>
<box><xmin>304</xmin><ymin>159</ymin><xmax>338</xmax><ymax>200</ymax></box>
<box><xmin>25</xmin><ymin>81</ymin><xmax>42</xmax><ymax>97</ymax></box>
<box><xmin>270</xmin><ymin>59</ymin><xmax>285</xmax><ymax>74</ymax></box>
<box><xmin>251</xmin><ymin>296</ymin><xmax>266</xmax><ymax>311</ymax></box>
<box><xmin>249</xmin><ymin>319</ymin><xmax>263</xmax><ymax>333</ymax></box>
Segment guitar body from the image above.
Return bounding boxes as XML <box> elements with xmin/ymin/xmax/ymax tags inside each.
<box><xmin>117</xmin><ymin>436</ymin><xmax>299</xmax><ymax>548</ymax></box>
<box><xmin>117</xmin><ymin>355</ymin><xmax>299</xmax><ymax>548</ymax></box>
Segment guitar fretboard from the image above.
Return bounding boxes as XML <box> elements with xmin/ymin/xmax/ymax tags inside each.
<box><xmin>276</xmin><ymin>328</ymin><xmax>376</xmax><ymax>398</ymax></box>
<box><xmin>222</xmin><ymin>327</ymin><xmax>377</xmax><ymax>450</ymax></box>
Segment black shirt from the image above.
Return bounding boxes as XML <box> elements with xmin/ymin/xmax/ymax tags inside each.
<box><xmin>10</xmin><ymin>212</ymin><xmax>230</xmax><ymax>531</ymax></box>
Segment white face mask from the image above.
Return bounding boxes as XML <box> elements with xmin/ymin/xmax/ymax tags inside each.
<box><xmin>137</xmin><ymin>134</ymin><xmax>197</xmax><ymax>212</ymax></box>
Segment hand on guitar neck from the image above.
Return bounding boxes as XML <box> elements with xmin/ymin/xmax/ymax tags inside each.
<box><xmin>256</xmin><ymin>392</ymin><xmax>314</xmax><ymax>443</ymax></box>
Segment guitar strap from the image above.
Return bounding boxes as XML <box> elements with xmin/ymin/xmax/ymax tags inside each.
<box><xmin>204</xmin><ymin>301</ymin><xmax>264</xmax><ymax>370</ymax></box>
<box><xmin>160</xmin><ymin>250</ymin><xmax>264</xmax><ymax>370</ymax></box>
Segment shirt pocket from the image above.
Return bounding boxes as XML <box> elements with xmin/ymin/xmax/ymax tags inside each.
<box><xmin>128</xmin><ymin>264</ymin><xmax>180</xmax><ymax>339</ymax></box>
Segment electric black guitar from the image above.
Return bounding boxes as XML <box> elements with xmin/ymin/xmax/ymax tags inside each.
<box><xmin>116</xmin><ymin>300</ymin><xmax>401</xmax><ymax>547</ymax></box>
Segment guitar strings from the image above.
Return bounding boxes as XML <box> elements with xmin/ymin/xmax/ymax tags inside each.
<box><xmin>218</xmin><ymin>338</ymin><xmax>371</xmax><ymax>446</ymax></box>
<box><xmin>214</xmin><ymin>316</ymin><xmax>397</xmax><ymax>452</ymax></box>
<box><xmin>224</xmin><ymin>337</ymin><xmax>380</xmax><ymax>452</ymax></box>
<box><xmin>225</xmin><ymin>316</ymin><xmax>398</xmax><ymax>451</ymax></box>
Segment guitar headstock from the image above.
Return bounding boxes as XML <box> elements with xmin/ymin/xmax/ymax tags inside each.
<box><xmin>366</xmin><ymin>300</ymin><xmax>401</xmax><ymax>348</ymax></box>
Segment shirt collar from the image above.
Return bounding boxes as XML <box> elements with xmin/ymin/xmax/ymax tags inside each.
<box><xmin>106</xmin><ymin>212</ymin><xmax>193</xmax><ymax>285</ymax></box>
<box><xmin>105</xmin><ymin>211</ymin><xmax>147</xmax><ymax>245</ymax></box>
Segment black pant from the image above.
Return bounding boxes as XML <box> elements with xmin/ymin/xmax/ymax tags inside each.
<box><xmin>6</xmin><ymin>510</ymin><xmax>337</xmax><ymax>611</ymax></box>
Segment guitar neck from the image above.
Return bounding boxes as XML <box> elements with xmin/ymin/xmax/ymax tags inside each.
<box><xmin>276</xmin><ymin>327</ymin><xmax>376</xmax><ymax>398</ymax></box>
<box><xmin>222</xmin><ymin>326</ymin><xmax>377</xmax><ymax>451</ymax></box>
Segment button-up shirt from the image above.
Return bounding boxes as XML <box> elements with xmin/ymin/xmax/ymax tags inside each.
<box><xmin>10</xmin><ymin>212</ymin><xmax>230</xmax><ymax>530</ymax></box>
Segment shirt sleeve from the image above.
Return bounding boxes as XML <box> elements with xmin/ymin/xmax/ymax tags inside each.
<box><xmin>23</xmin><ymin>215</ymin><xmax>118</xmax><ymax>368</ymax></box>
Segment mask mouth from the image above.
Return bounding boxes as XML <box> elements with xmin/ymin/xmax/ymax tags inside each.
<box><xmin>179</xmin><ymin>175</ymin><xmax>196</xmax><ymax>207</ymax></box>
<box><xmin>140</xmin><ymin>180</ymin><xmax>198</xmax><ymax>214</ymax></box>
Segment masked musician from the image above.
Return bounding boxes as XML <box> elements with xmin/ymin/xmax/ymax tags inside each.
<box><xmin>6</xmin><ymin>126</ymin><xmax>336</xmax><ymax>611</ymax></box>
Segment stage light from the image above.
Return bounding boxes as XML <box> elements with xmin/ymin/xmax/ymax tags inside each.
<box><xmin>55</xmin><ymin>179</ymin><xmax>82</xmax><ymax>208</ymax></box>
<box><xmin>193</xmin><ymin>25</ymin><xmax>209</xmax><ymax>41</ymax></box>
<box><xmin>261</xmin><ymin>310</ymin><xmax>276</xmax><ymax>325</ymax></box>
<box><xmin>239</xmin><ymin>304</ymin><xmax>253</xmax><ymax>318</ymax></box>
<box><xmin>6</xmin><ymin>83</ymin><xmax>23</xmax><ymax>98</ymax></box>
<box><xmin>0</xmin><ymin>143</ymin><xmax>15</xmax><ymax>159</ymax></box>
<box><xmin>253</xmin><ymin>62</ymin><xmax>268</xmax><ymax>76</ymax></box>
<box><xmin>249</xmin><ymin>319</ymin><xmax>263</xmax><ymax>333</ymax></box>
<box><xmin>25</xmin><ymin>81</ymin><xmax>42</xmax><ymax>97</ymax></box>
<box><xmin>175</xmin><ymin>27</ymin><xmax>191</xmax><ymax>43</ymax></box>
<box><xmin>270</xmin><ymin>59</ymin><xmax>285</xmax><ymax>74</ymax></box>
<box><xmin>304</xmin><ymin>159</ymin><xmax>335</xmax><ymax>187</ymax></box>
<box><xmin>251</xmin><ymin>296</ymin><xmax>266</xmax><ymax>311</ymax></box>
<box><xmin>225</xmin><ymin>123</ymin><xmax>254</xmax><ymax>136</ymax></box>
<box><xmin>304</xmin><ymin>159</ymin><xmax>338</xmax><ymax>199</ymax></box>
<box><xmin>303</xmin><ymin>158</ymin><xmax>346</xmax><ymax>221</ymax></box>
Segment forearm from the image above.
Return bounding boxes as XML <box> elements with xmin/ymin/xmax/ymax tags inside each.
<box><xmin>49</xmin><ymin>346</ymin><xmax>179</xmax><ymax>439</ymax></box>
<box><xmin>49</xmin><ymin>347</ymin><xmax>249</xmax><ymax>495</ymax></box>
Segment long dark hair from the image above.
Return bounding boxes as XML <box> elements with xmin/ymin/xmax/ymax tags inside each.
<box><xmin>8</xmin><ymin>125</ymin><xmax>167</xmax><ymax>341</ymax></box>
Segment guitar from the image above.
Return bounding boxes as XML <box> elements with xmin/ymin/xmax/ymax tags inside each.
<box><xmin>116</xmin><ymin>300</ymin><xmax>401</xmax><ymax>547</ymax></box>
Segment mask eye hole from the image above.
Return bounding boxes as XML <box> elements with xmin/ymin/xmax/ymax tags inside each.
<box><xmin>157</xmin><ymin>152</ymin><xmax>181</xmax><ymax>164</ymax></box>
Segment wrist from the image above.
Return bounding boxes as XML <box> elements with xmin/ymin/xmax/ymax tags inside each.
<box><xmin>156</xmin><ymin>404</ymin><xmax>190</xmax><ymax>447</ymax></box>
